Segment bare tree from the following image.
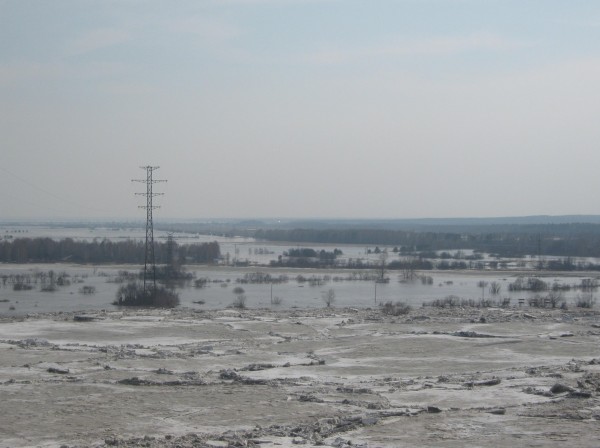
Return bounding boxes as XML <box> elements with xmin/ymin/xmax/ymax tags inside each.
<box><xmin>402</xmin><ymin>257</ymin><xmax>417</xmax><ymax>281</ymax></box>
<box><xmin>377</xmin><ymin>251</ymin><xmax>388</xmax><ymax>282</ymax></box>
<box><xmin>477</xmin><ymin>280</ymin><xmax>488</xmax><ymax>300</ymax></box>
<box><xmin>322</xmin><ymin>288</ymin><xmax>336</xmax><ymax>308</ymax></box>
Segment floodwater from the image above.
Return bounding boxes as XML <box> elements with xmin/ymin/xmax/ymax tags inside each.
<box><xmin>0</xmin><ymin>263</ymin><xmax>598</xmax><ymax>316</ymax></box>
<box><xmin>0</xmin><ymin>225</ymin><xmax>598</xmax><ymax>315</ymax></box>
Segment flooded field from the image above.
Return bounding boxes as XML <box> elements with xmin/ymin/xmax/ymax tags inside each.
<box><xmin>0</xmin><ymin>263</ymin><xmax>598</xmax><ymax>316</ymax></box>
<box><xmin>1</xmin><ymin>224</ymin><xmax>599</xmax><ymax>315</ymax></box>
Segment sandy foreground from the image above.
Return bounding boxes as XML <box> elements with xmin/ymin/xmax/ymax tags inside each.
<box><xmin>1</xmin><ymin>306</ymin><xmax>600</xmax><ymax>447</ymax></box>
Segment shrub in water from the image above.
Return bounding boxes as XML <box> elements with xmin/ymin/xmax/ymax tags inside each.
<box><xmin>381</xmin><ymin>301</ymin><xmax>411</xmax><ymax>316</ymax></box>
<box><xmin>194</xmin><ymin>278</ymin><xmax>208</xmax><ymax>288</ymax></box>
<box><xmin>575</xmin><ymin>294</ymin><xmax>596</xmax><ymax>309</ymax></box>
<box><xmin>322</xmin><ymin>289</ymin><xmax>336</xmax><ymax>308</ymax></box>
<box><xmin>528</xmin><ymin>291</ymin><xmax>565</xmax><ymax>309</ymax></box>
<box><xmin>113</xmin><ymin>282</ymin><xmax>179</xmax><ymax>308</ymax></box>
<box><xmin>232</xmin><ymin>294</ymin><xmax>247</xmax><ymax>309</ymax></box>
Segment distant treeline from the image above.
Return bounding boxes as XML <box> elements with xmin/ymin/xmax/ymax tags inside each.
<box><xmin>0</xmin><ymin>238</ymin><xmax>220</xmax><ymax>264</ymax></box>
<box><xmin>252</xmin><ymin>227</ymin><xmax>600</xmax><ymax>258</ymax></box>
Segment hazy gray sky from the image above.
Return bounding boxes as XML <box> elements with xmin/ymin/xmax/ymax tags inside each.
<box><xmin>2</xmin><ymin>0</ymin><xmax>600</xmax><ymax>220</ymax></box>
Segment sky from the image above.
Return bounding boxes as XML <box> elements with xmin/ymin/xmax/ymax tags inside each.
<box><xmin>2</xmin><ymin>0</ymin><xmax>600</xmax><ymax>221</ymax></box>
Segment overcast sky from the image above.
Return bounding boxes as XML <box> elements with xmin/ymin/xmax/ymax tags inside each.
<box><xmin>2</xmin><ymin>0</ymin><xmax>600</xmax><ymax>221</ymax></box>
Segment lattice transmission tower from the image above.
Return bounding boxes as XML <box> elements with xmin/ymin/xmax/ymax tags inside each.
<box><xmin>132</xmin><ymin>166</ymin><xmax>166</xmax><ymax>294</ymax></box>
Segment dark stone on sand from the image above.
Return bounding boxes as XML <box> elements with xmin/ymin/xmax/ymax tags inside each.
<box><xmin>452</xmin><ymin>331</ymin><xmax>497</xmax><ymax>338</ymax></box>
<box><xmin>73</xmin><ymin>315</ymin><xmax>96</xmax><ymax>322</ymax></box>
<box><xmin>550</xmin><ymin>383</ymin><xmax>574</xmax><ymax>394</ymax></box>
<box><xmin>464</xmin><ymin>378</ymin><xmax>501</xmax><ymax>388</ymax></box>
<box><xmin>219</xmin><ymin>369</ymin><xmax>240</xmax><ymax>380</ymax></box>
<box><xmin>569</xmin><ymin>390</ymin><xmax>592</xmax><ymax>398</ymax></box>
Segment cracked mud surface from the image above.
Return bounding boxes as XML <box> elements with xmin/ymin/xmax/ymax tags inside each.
<box><xmin>1</xmin><ymin>307</ymin><xmax>600</xmax><ymax>447</ymax></box>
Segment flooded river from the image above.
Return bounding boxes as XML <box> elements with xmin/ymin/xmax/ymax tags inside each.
<box><xmin>0</xmin><ymin>225</ymin><xmax>598</xmax><ymax>315</ymax></box>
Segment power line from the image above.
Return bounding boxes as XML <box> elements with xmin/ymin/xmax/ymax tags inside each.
<box><xmin>0</xmin><ymin>165</ymin><xmax>115</xmax><ymax>216</ymax></box>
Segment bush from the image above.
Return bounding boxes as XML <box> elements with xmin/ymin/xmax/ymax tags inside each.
<box><xmin>528</xmin><ymin>291</ymin><xmax>565</xmax><ymax>309</ymax></box>
<box><xmin>575</xmin><ymin>294</ymin><xmax>596</xmax><ymax>308</ymax></box>
<box><xmin>509</xmin><ymin>277</ymin><xmax>548</xmax><ymax>292</ymax></box>
<box><xmin>424</xmin><ymin>295</ymin><xmax>460</xmax><ymax>308</ymax></box>
<box><xmin>238</xmin><ymin>272</ymin><xmax>289</xmax><ymax>284</ymax></box>
<box><xmin>194</xmin><ymin>278</ymin><xmax>209</xmax><ymax>288</ymax></box>
<box><xmin>232</xmin><ymin>294</ymin><xmax>247</xmax><ymax>309</ymax></box>
<box><xmin>56</xmin><ymin>275</ymin><xmax>71</xmax><ymax>286</ymax></box>
<box><xmin>579</xmin><ymin>279</ymin><xmax>599</xmax><ymax>291</ymax></box>
<box><xmin>381</xmin><ymin>301</ymin><xmax>411</xmax><ymax>316</ymax></box>
<box><xmin>420</xmin><ymin>276</ymin><xmax>433</xmax><ymax>285</ymax></box>
<box><xmin>113</xmin><ymin>282</ymin><xmax>179</xmax><ymax>308</ymax></box>
<box><xmin>424</xmin><ymin>295</ymin><xmax>510</xmax><ymax>309</ymax></box>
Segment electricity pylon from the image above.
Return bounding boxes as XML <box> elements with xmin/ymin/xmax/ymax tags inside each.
<box><xmin>132</xmin><ymin>166</ymin><xmax>166</xmax><ymax>294</ymax></box>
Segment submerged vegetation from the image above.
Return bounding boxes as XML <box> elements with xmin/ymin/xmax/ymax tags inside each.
<box><xmin>423</xmin><ymin>295</ymin><xmax>512</xmax><ymax>308</ymax></box>
<box><xmin>380</xmin><ymin>300</ymin><xmax>411</xmax><ymax>316</ymax></box>
<box><xmin>2</xmin><ymin>270</ymin><xmax>85</xmax><ymax>293</ymax></box>
<box><xmin>0</xmin><ymin>264</ymin><xmax>597</xmax><ymax>312</ymax></box>
<box><xmin>113</xmin><ymin>283</ymin><xmax>179</xmax><ymax>308</ymax></box>
<box><xmin>2</xmin><ymin>223</ymin><xmax>600</xmax><ymax>312</ymax></box>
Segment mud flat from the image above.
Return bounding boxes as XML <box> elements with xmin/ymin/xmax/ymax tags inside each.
<box><xmin>1</xmin><ymin>306</ymin><xmax>600</xmax><ymax>447</ymax></box>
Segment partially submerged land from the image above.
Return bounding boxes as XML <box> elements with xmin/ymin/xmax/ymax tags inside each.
<box><xmin>1</xmin><ymin>306</ymin><xmax>600</xmax><ymax>447</ymax></box>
